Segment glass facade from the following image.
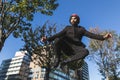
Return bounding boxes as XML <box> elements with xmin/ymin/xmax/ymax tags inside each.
<box><xmin>0</xmin><ymin>51</ymin><xmax>30</xmax><ymax>80</ymax></box>
<box><xmin>0</xmin><ymin>51</ymin><xmax>89</xmax><ymax>80</ymax></box>
<box><xmin>77</xmin><ymin>62</ymin><xmax>89</xmax><ymax>80</ymax></box>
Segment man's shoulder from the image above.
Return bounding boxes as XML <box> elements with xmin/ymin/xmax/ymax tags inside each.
<box><xmin>78</xmin><ymin>25</ymin><xmax>85</xmax><ymax>28</ymax></box>
<box><xmin>78</xmin><ymin>26</ymin><xmax>86</xmax><ymax>30</ymax></box>
<box><xmin>64</xmin><ymin>25</ymin><xmax>72</xmax><ymax>29</ymax></box>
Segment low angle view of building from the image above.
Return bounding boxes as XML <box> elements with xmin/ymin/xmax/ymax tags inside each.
<box><xmin>77</xmin><ymin>62</ymin><xmax>89</xmax><ymax>80</ymax></box>
<box><xmin>0</xmin><ymin>51</ymin><xmax>30</xmax><ymax>80</ymax></box>
<box><xmin>0</xmin><ymin>51</ymin><xmax>89</xmax><ymax>80</ymax></box>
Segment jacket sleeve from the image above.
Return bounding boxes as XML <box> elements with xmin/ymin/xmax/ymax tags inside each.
<box><xmin>47</xmin><ymin>26</ymin><xmax>67</xmax><ymax>42</ymax></box>
<box><xmin>83</xmin><ymin>28</ymin><xmax>105</xmax><ymax>40</ymax></box>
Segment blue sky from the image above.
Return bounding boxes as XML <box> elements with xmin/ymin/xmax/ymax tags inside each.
<box><xmin>0</xmin><ymin>0</ymin><xmax>120</xmax><ymax>80</ymax></box>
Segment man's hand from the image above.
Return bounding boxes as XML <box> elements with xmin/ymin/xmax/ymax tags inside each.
<box><xmin>41</xmin><ymin>36</ymin><xmax>47</xmax><ymax>42</ymax></box>
<box><xmin>104</xmin><ymin>33</ymin><xmax>112</xmax><ymax>39</ymax></box>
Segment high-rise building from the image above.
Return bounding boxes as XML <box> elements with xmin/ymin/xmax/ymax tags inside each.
<box><xmin>27</xmin><ymin>49</ymin><xmax>76</xmax><ymax>80</ymax></box>
<box><xmin>0</xmin><ymin>50</ymin><xmax>89</xmax><ymax>80</ymax></box>
<box><xmin>77</xmin><ymin>61</ymin><xmax>89</xmax><ymax>80</ymax></box>
<box><xmin>28</xmin><ymin>61</ymin><xmax>76</xmax><ymax>80</ymax></box>
<box><xmin>0</xmin><ymin>51</ymin><xmax>30</xmax><ymax>80</ymax></box>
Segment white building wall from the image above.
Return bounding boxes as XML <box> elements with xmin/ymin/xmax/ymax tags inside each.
<box><xmin>0</xmin><ymin>51</ymin><xmax>30</xmax><ymax>80</ymax></box>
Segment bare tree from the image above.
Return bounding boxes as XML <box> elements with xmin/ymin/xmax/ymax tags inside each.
<box><xmin>88</xmin><ymin>27</ymin><xmax>120</xmax><ymax>80</ymax></box>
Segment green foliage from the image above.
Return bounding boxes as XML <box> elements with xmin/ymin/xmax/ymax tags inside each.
<box><xmin>67</xmin><ymin>59</ymin><xmax>84</xmax><ymax>70</ymax></box>
<box><xmin>109</xmin><ymin>76</ymin><xmax>120</xmax><ymax>80</ymax></box>
<box><xmin>0</xmin><ymin>0</ymin><xmax>58</xmax><ymax>51</ymax></box>
<box><xmin>21</xmin><ymin>21</ymin><xmax>57</xmax><ymax>80</ymax></box>
<box><xmin>21</xmin><ymin>21</ymin><xmax>56</xmax><ymax>66</ymax></box>
<box><xmin>1</xmin><ymin>0</ymin><xmax>58</xmax><ymax>37</ymax></box>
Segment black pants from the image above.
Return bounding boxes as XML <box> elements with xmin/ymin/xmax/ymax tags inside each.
<box><xmin>54</xmin><ymin>38</ymin><xmax>89</xmax><ymax>64</ymax></box>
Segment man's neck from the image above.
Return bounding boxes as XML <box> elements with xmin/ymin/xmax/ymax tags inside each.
<box><xmin>72</xmin><ymin>24</ymin><xmax>78</xmax><ymax>27</ymax></box>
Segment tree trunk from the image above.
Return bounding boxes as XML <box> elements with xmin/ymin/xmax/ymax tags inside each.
<box><xmin>113</xmin><ymin>69</ymin><xmax>118</xmax><ymax>80</ymax></box>
<box><xmin>0</xmin><ymin>41</ymin><xmax>4</xmax><ymax>52</ymax></box>
<box><xmin>106</xmin><ymin>77</ymin><xmax>109</xmax><ymax>80</ymax></box>
<box><xmin>0</xmin><ymin>37</ymin><xmax>6</xmax><ymax>52</ymax></box>
<box><xmin>74</xmin><ymin>69</ymin><xmax>80</xmax><ymax>80</ymax></box>
<box><xmin>105</xmin><ymin>71</ymin><xmax>109</xmax><ymax>80</ymax></box>
<box><xmin>45</xmin><ymin>63</ymin><xmax>51</xmax><ymax>80</ymax></box>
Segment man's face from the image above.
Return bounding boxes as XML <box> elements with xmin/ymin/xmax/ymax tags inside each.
<box><xmin>70</xmin><ymin>16</ymin><xmax>78</xmax><ymax>25</ymax></box>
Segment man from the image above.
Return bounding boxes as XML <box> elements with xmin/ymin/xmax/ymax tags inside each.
<box><xmin>41</xmin><ymin>14</ymin><xmax>112</xmax><ymax>69</ymax></box>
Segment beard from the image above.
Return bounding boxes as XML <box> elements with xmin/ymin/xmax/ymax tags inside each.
<box><xmin>71</xmin><ymin>22</ymin><xmax>78</xmax><ymax>26</ymax></box>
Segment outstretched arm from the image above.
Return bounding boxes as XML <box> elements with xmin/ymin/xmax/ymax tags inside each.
<box><xmin>41</xmin><ymin>27</ymin><xmax>67</xmax><ymax>42</ymax></box>
<box><xmin>84</xmin><ymin>29</ymin><xmax>112</xmax><ymax>40</ymax></box>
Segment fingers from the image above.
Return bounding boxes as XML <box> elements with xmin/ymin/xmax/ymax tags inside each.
<box><xmin>104</xmin><ymin>33</ymin><xmax>112</xmax><ymax>39</ymax></box>
<box><xmin>108</xmin><ymin>33</ymin><xmax>112</xmax><ymax>38</ymax></box>
<box><xmin>107</xmin><ymin>33</ymin><xmax>112</xmax><ymax>38</ymax></box>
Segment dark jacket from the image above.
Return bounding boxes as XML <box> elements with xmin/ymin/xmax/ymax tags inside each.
<box><xmin>47</xmin><ymin>25</ymin><xmax>105</xmax><ymax>47</ymax></box>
